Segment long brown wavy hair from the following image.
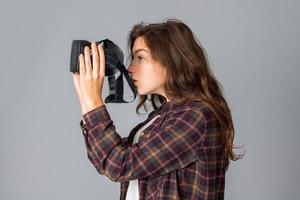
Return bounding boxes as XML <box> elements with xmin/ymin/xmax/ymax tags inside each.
<box><xmin>126</xmin><ymin>19</ymin><xmax>244</xmax><ymax>169</ymax></box>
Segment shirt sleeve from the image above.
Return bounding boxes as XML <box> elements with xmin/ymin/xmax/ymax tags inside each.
<box><xmin>80</xmin><ymin>104</ymin><xmax>207</xmax><ymax>182</ymax></box>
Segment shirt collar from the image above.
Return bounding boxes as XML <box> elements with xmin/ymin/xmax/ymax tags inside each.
<box><xmin>158</xmin><ymin>100</ymin><xmax>174</xmax><ymax>114</ymax></box>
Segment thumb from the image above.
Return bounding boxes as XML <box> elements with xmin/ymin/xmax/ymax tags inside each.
<box><xmin>72</xmin><ymin>73</ymin><xmax>83</xmax><ymax>97</ymax></box>
<box><xmin>72</xmin><ymin>73</ymin><xmax>80</xmax><ymax>90</ymax></box>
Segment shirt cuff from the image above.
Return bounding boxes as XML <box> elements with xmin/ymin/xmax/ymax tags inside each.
<box><xmin>82</xmin><ymin>104</ymin><xmax>110</xmax><ymax>130</ymax></box>
<box><xmin>79</xmin><ymin>119</ymin><xmax>88</xmax><ymax>135</ymax></box>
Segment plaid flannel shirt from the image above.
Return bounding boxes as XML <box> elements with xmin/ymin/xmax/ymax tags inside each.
<box><xmin>79</xmin><ymin>100</ymin><xmax>227</xmax><ymax>200</ymax></box>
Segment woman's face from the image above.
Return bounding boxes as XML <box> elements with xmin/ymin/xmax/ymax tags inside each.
<box><xmin>128</xmin><ymin>36</ymin><xmax>168</xmax><ymax>99</ymax></box>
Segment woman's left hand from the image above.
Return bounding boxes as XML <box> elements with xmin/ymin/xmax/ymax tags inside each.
<box><xmin>72</xmin><ymin>42</ymin><xmax>105</xmax><ymax>116</ymax></box>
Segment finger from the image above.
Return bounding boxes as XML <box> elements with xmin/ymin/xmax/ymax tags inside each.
<box><xmin>91</xmin><ymin>42</ymin><xmax>100</xmax><ymax>78</ymax></box>
<box><xmin>79</xmin><ymin>54</ymin><xmax>86</xmax><ymax>76</ymax></box>
<box><xmin>98</xmin><ymin>43</ymin><xmax>105</xmax><ymax>77</ymax></box>
<box><xmin>84</xmin><ymin>46</ymin><xmax>92</xmax><ymax>76</ymax></box>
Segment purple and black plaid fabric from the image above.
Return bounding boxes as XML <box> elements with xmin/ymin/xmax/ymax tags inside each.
<box><xmin>79</xmin><ymin>100</ymin><xmax>227</xmax><ymax>200</ymax></box>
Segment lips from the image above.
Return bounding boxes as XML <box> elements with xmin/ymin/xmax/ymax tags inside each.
<box><xmin>131</xmin><ymin>78</ymin><xmax>137</xmax><ymax>83</ymax></box>
<box><xmin>132</xmin><ymin>79</ymin><xmax>138</xmax><ymax>87</ymax></box>
<box><xmin>129</xmin><ymin>74</ymin><xmax>138</xmax><ymax>86</ymax></box>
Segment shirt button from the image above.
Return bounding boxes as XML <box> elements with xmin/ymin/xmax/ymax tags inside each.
<box><xmin>140</xmin><ymin>132</ymin><xmax>144</xmax><ymax>136</ymax></box>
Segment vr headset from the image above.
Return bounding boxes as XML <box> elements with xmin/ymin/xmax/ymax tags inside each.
<box><xmin>70</xmin><ymin>39</ymin><xmax>137</xmax><ymax>103</ymax></box>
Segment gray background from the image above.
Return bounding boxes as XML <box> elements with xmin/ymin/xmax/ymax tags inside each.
<box><xmin>1</xmin><ymin>0</ymin><xmax>299</xmax><ymax>199</ymax></box>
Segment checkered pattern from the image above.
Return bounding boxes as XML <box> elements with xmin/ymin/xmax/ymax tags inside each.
<box><xmin>79</xmin><ymin>100</ymin><xmax>227</xmax><ymax>200</ymax></box>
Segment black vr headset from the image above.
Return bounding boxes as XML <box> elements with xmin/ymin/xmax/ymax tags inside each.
<box><xmin>70</xmin><ymin>39</ymin><xmax>137</xmax><ymax>103</ymax></box>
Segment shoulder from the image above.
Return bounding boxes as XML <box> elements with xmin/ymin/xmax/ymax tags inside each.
<box><xmin>171</xmin><ymin>100</ymin><xmax>214</xmax><ymax>120</ymax></box>
<box><xmin>146</xmin><ymin>100</ymin><xmax>217</xmax><ymax>128</ymax></box>
<box><xmin>158</xmin><ymin>100</ymin><xmax>211</xmax><ymax>129</ymax></box>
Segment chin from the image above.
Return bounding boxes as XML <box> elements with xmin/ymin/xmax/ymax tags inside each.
<box><xmin>137</xmin><ymin>88</ymin><xmax>150</xmax><ymax>96</ymax></box>
<box><xmin>137</xmin><ymin>90</ymin><xmax>147</xmax><ymax>96</ymax></box>
<box><xmin>136</xmin><ymin>86</ymin><xmax>159</xmax><ymax>96</ymax></box>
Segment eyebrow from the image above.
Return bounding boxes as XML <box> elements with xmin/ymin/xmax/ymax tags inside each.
<box><xmin>132</xmin><ymin>48</ymin><xmax>149</xmax><ymax>55</ymax></box>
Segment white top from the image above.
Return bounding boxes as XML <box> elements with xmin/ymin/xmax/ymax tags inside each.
<box><xmin>125</xmin><ymin>114</ymin><xmax>161</xmax><ymax>200</ymax></box>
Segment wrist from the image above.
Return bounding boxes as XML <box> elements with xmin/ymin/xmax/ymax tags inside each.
<box><xmin>85</xmin><ymin>100</ymin><xmax>104</xmax><ymax>114</ymax></box>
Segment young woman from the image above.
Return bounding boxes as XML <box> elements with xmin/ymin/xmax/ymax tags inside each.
<box><xmin>72</xmin><ymin>19</ymin><xmax>243</xmax><ymax>200</ymax></box>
